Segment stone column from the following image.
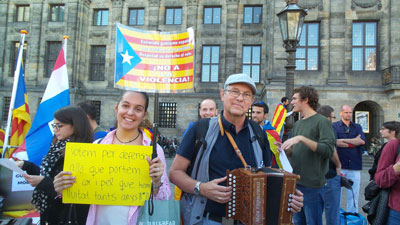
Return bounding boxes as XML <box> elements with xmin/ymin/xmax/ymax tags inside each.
<box><xmin>71</xmin><ymin>0</ymin><xmax>91</xmax><ymax>97</ymax></box>
<box><xmin>389</xmin><ymin>0</ymin><xmax>400</xmax><ymax>67</ymax></box>
<box><xmin>0</xmin><ymin>0</ymin><xmax>9</xmax><ymax>85</ymax></box>
<box><xmin>225</xmin><ymin>1</ymin><xmax>239</xmax><ymax>79</ymax></box>
<box><xmin>327</xmin><ymin>0</ymin><xmax>347</xmax><ymax>84</ymax></box>
<box><xmin>148</xmin><ymin>0</ymin><xmax>160</xmax><ymax>30</ymax></box>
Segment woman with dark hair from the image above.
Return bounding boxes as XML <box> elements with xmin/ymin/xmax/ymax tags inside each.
<box><xmin>18</xmin><ymin>106</ymin><xmax>93</xmax><ymax>224</ymax></box>
<box><xmin>54</xmin><ymin>91</ymin><xmax>171</xmax><ymax>225</ymax></box>
<box><xmin>375</xmin><ymin>121</ymin><xmax>400</xmax><ymax>225</ymax></box>
<box><xmin>369</xmin><ymin>121</ymin><xmax>400</xmax><ymax>180</ymax></box>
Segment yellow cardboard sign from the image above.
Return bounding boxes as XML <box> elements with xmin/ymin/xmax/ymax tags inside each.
<box><xmin>62</xmin><ymin>142</ymin><xmax>152</xmax><ymax>206</ymax></box>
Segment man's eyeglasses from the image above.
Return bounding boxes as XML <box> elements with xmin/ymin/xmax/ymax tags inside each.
<box><xmin>225</xmin><ymin>89</ymin><xmax>254</xmax><ymax>100</ymax></box>
<box><xmin>51</xmin><ymin>123</ymin><xmax>64</xmax><ymax>131</ymax></box>
<box><xmin>328</xmin><ymin>116</ymin><xmax>336</xmax><ymax>120</ymax></box>
<box><xmin>345</xmin><ymin>127</ymin><xmax>350</xmax><ymax>134</ymax></box>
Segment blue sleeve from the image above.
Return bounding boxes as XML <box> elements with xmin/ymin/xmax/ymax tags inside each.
<box><xmin>355</xmin><ymin>124</ymin><xmax>366</xmax><ymax>142</ymax></box>
<box><xmin>94</xmin><ymin>131</ymin><xmax>107</xmax><ymax>140</ymax></box>
<box><xmin>182</xmin><ymin>122</ymin><xmax>194</xmax><ymax>139</ymax></box>
<box><xmin>177</xmin><ymin>121</ymin><xmax>198</xmax><ymax>161</ymax></box>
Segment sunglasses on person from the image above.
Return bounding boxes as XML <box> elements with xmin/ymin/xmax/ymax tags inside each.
<box><xmin>253</xmin><ymin>101</ymin><xmax>265</xmax><ymax>106</ymax></box>
<box><xmin>345</xmin><ymin>127</ymin><xmax>350</xmax><ymax>134</ymax></box>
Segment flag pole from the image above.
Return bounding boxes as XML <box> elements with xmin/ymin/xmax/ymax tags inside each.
<box><xmin>63</xmin><ymin>36</ymin><xmax>69</xmax><ymax>61</ymax></box>
<box><xmin>2</xmin><ymin>30</ymin><xmax>28</xmax><ymax>158</ymax></box>
<box><xmin>152</xmin><ymin>93</ymin><xmax>159</xmax><ymax>159</ymax></box>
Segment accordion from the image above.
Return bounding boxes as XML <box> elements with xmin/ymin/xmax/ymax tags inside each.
<box><xmin>225</xmin><ymin>167</ymin><xmax>300</xmax><ymax>225</ymax></box>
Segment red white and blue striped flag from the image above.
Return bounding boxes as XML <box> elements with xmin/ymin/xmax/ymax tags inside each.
<box><xmin>26</xmin><ymin>38</ymin><xmax>70</xmax><ymax>166</ymax></box>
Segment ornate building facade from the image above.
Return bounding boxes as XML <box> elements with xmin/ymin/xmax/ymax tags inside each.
<box><xmin>0</xmin><ymin>0</ymin><xmax>399</xmax><ymax>147</ymax></box>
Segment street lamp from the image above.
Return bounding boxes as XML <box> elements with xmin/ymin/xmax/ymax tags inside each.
<box><xmin>277</xmin><ymin>0</ymin><xmax>307</xmax><ymax>134</ymax></box>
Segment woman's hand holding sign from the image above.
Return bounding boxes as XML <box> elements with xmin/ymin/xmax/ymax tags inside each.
<box><xmin>54</xmin><ymin>171</ymin><xmax>75</xmax><ymax>195</ymax></box>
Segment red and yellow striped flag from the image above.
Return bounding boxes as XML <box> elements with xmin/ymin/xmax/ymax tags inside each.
<box><xmin>0</xmin><ymin>129</ymin><xmax>5</xmax><ymax>151</ymax></box>
<box><xmin>8</xmin><ymin>59</ymin><xmax>31</xmax><ymax>158</ymax></box>
<box><xmin>265</xmin><ymin>129</ymin><xmax>282</xmax><ymax>168</ymax></box>
<box><xmin>271</xmin><ymin>103</ymin><xmax>287</xmax><ymax>137</ymax></box>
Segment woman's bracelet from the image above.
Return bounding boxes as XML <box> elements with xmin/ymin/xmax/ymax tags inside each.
<box><xmin>153</xmin><ymin>182</ymin><xmax>163</xmax><ymax>189</ymax></box>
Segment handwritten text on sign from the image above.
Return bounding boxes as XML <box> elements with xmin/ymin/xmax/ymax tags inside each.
<box><xmin>63</xmin><ymin>143</ymin><xmax>152</xmax><ymax>206</ymax></box>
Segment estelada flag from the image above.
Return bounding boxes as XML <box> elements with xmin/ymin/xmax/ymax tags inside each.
<box><xmin>271</xmin><ymin>103</ymin><xmax>287</xmax><ymax>137</ymax></box>
<box><xmin>8</xmin><ymin>58</ymin><xmax>31</xmax><ymax>158</ymax></box>
<box><xmin>265</xmin><ymin>128</ymin><xmax>282</xmax><ymax>168</ymax></box>
<box><xmin>114</xmin><ymin>23</ymin><xmax>194</xmax><ymax>93</ymax></box>
<box><xmin>0</xmin><ymin>129</ymin><xmax>5</xmax><ymax>149</ymax></box>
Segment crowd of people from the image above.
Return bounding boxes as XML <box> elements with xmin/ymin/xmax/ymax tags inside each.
<box><xmin>5</xmin><ymin>72</ymin><xmax>400</xmax><ymax>225</ymax></box>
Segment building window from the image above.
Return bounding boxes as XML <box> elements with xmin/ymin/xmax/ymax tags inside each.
<box><xmin>49</xmin><ymin>4</ymin><xmax>64</xmax><ymax>22</ymax></box>
<box><xmin>159</xmin><ymin>102</ymin><xmax>177</xmax><ymax>128</ymax></box>
<box><xmin>3</xmin><ymin>97</ymin><xmax>11</xmax><ymax>122</ymax></box>
<box><xmin>242</xmin><ymin>45</ymin><xmax>261</xmax><ymax>83</ymax></box>
<box><xmin>128</xmin><ymin>8</ymin><xmax>145</xmax><ymax>25</ymax></box>
<box><xmin>165</xmin><ymin>7</ymin><xmax>182</xmax><ymax>25</ymax></box>
<box><xmin>352</xmin><ymin>22</ymin><xmax>377</xmax><ymax>71</ymax></box>
<box><xmin>90</xmin><ymin>46</ymin><xmax>106</xmax><ymax>81</ymax></box>
<box><xmin>204</xmin><ymin>6</ymin><xmax>221</xmax><ymax>24</ymax></box>
<box><xmin>244</xmin><ymin>6</ymin><xmax>262</xmax><ymax>24</ymax></box>
<box><xmin>45</xmin><ymin>42</ymin><xmax>62</xmax><ymax>78</ymax></box>
<box><xmin>296</xmin><ymin>23</ymin><xmax>319</xmax><ymax>71</ymax></box>
<box><xmin>16</xmin><ymin>5</ymin><xmax>30</xmax><ymax>22</ymax></box>
<box><xmin>201</xmin><ymin>46</ymin><xmax>220</xmax><ymax>82</ymax></box>
<box><xmin>94</xmin><ymin>9</ymin><xmax>109</xmax><ymax>26</ymax></box>
<box><xmin>10</xmin><ymin>42</ymin><xmax>27</xmax><ymax>77</ymax></box>
<box><xmin>88</xmin><ymin>100</ymin><xmax>102</xmax><ymax>124</ymax></box>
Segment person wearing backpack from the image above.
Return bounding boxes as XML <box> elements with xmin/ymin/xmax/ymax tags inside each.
<box><xmin>375</xmin><ymin>124</ymin><xmax>400</xmax><ymax>225</ymax></box>
<box><xmin>169</xmin><ymin>73</ymin><xmax>304</xmax><ymax>225</ymax></box>
<box><xmin>317</xmin><ymin>105</ymin><xmax>342</xmax><ymax>225</ymax></box>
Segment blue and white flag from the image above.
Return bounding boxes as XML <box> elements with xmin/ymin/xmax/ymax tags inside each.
<box><xmin>26</xmin><ymin>40</ymin><xmax>69</xmax><ymax>166</ymax></box>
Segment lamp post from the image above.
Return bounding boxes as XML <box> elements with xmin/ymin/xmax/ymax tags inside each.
<box><xmin>277</xmin><ymin>0</ymin><xmax>307</xmax><ymax>133</ymax></box>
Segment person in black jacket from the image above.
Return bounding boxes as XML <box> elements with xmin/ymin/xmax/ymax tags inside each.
<box><xmin>17</xmin><ymin>106</ymin><xmax>93</xmax><ymax>225</ymax></box>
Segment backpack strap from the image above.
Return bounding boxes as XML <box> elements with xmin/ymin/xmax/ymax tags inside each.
<box><xmin>187</xmin><ymin>118</ymin><xmax>267</xmax><ymax>176</ymax></box>
<box><xmin>248</xmin><ymin>120</ymin><xmax>267</xmax><ymax>155</ymax></box>
<box><xmin>186</xmin><ymin>118</ymin><xmax>210</xmax><ymax>177</ymax></box>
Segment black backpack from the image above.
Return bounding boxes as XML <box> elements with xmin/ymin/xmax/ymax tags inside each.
<box><xmin>187</xmin><ymin>118</ymin><xmax>267</xmax><ymax>179</ymax></box>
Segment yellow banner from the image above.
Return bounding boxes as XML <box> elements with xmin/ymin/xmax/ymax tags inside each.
<box><xmin>63</xmin><ymin>143</ymin><xmax>152</xmax><ymax>206</ymax></box>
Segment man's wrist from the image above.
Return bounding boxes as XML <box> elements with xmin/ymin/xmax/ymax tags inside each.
<box><xmin>393</xmin><ymin>164</ymin><xmax>400</xmax><ymax>174</ymax></box>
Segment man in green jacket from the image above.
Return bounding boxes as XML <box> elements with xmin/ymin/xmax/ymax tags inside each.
<box><xmin>280</xmin><ymin>86</ymin><xmax>335</xmax><ymax>225</ymax></box>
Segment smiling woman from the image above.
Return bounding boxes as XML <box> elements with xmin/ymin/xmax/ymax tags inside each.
<box><xmin>54</xmin><ymin>91</ymin><xmax>171</xmax><ymax>225</ymax></box>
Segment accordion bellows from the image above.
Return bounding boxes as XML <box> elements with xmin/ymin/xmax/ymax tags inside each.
<box><xmin>226</xmin><ymin>167</ymin><xmax>300</xmax><ymax>225</ymax></box>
